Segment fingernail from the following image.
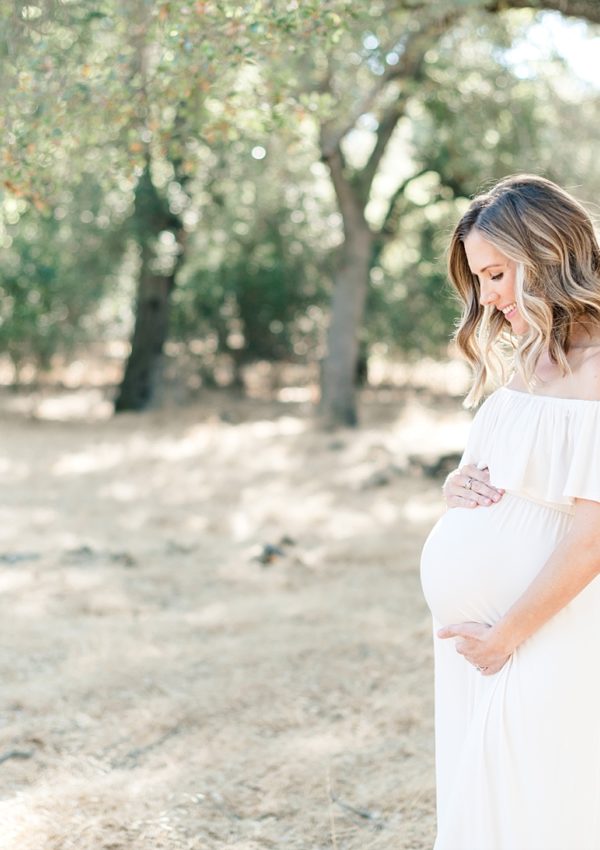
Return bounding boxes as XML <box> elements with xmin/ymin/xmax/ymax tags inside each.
<box><xmin>492</xmin><ymin>495</ymin><xmax>500</xmax><ymax>502</ymax></box>
<box><xmin>484</xmin><ymin>498</ymin><xmax>492</xmax><ymax>505</ymax></box>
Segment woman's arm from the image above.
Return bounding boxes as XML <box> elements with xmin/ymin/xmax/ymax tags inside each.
<box><xmin>439</xmin><ymin>497</ymin><xmax>600</xmax><ymax>674</ymax></box>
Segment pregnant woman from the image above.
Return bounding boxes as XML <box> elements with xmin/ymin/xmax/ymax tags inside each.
<box><xmin>420</xmin><ymin>174</ymin><xmax>600</xmax><ymax>850</ymax></box>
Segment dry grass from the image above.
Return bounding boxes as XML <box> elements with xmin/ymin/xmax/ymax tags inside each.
<box><xmin>0</xmin><ymin>378</ymin><xmax>472</xmax><ymax>850</ymax></box>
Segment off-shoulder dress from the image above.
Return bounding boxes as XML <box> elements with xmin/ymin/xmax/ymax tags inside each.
<box><xmin>420</xmin><ymin>387</ymin><xmax>600</xmax><ymax>850</ymax></box>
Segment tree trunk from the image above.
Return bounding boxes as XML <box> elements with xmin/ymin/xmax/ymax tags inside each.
<box><xmin>319</xmin><ymin>142</ymin><xmax>374</xmax><ymax>426</ymax></box>
<box><xmin>320</xmin><ymin>225</ymin><xmax>373</xmax><ymax>426</ymax></box>
<box><xmin>114</xmin><ymin>245</ymin><xmax>174</xmax><ymax>411</ymax></box>
<box><xmin>114</xmin><ymin>164</ymin><xmax>181</xmax><ymax>412</ymax></box>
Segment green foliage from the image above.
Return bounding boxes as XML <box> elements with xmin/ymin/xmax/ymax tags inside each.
<box><xmin>170</xmin><ymin>135</ymin><xmax>334</xmax><ymax>367</ymax></box>
<box><xmin>364</xmin><ymin>12</ymin><xmax>600</xmax><ymax>358</ymax></box>
<box><xmin>0</xmin><ymin>0</ymin><xmax>356</xmax><ymax>200</ymax></box>
<box><xmin>0</xmin><ymin>0</ymin><xmax>600</xmax><ymax>386</ymax></box>
<box><xmin>0</xmin><ymin>0</ymin><xmax>352</xmax><ymax>377</ymax></box>
<box><xmin>0</xmin><ymin>182</ymin><xmax>125</xmax><ymax>371</ymax></box>
<box><xmin>173</xmin><ymin>222</ymin><xmax>329</xmax><ymax>364</ymax></box>
<box><xmin>367</xmin><ymin>205</ymin><xmax>461</xmax><ymax>357</ymax></box>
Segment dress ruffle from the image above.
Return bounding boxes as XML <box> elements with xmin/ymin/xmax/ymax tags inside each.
<box><xmin>460</xmin><ymin>387</ymin><xmax>600</xmax><ymax>508</ymax></box>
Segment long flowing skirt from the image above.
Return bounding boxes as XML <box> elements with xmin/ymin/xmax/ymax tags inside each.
<box><xmin>421</xmin><ymin>492</ymin><xmax>600</xmax><ymax>850</ymax></box>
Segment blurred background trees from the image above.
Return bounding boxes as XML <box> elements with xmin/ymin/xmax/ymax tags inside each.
<box><xmin>0</xmin><ymin>0</ymin><xmax>599</xmax><ymax>422</ymax></box>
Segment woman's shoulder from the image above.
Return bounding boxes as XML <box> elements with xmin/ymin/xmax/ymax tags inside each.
<box><xmin>504</xmin><ymin>341</ymin><xmax>600</xmax><ymax>402</ymax></box>
<box><xmin>568</xmin><ymin>344</ymin><xmax>600</xmax><ymax>401</ymax></box>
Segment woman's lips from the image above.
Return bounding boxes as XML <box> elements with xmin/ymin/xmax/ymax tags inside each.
<box><xmin>500</xmin><ymin>302</ymin><xmax>517</xmax><ymax>320</ymax></box>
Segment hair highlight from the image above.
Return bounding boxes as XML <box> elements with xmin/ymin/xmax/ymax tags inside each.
<box><xmin>447</xmin><ymin>175</ymin><xmax>600</xmax><ymax>406</ymax></box>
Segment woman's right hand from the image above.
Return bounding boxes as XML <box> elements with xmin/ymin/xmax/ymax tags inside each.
<box><xmin>442</xmin><ymin>464</ymin><xmax>504</xmax><ymax>509</ymax></box>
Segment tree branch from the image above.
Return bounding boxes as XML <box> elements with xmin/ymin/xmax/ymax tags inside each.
<box><xmin>320</xmin><ymin>9</ymin><xmax>460</xmax><ymax>159</ymax></box>
<box><xmin>357</xmin><ymin>99</ymin><xmax>407</xmax><ymax>205</ymax></box>
<box><xmin>485</xmin><ymin>0</ymin><xmax>600</xmax><ymax>25</ymax></box>
<box><xmin>392</xmin><ymin>0</ymin><xmax>600</xmax><ymax>24</ymax></box>
<box><xmin>379</xmin><ymin>167</ymin><xmax>430</xmax><ymax>240</ymax></box>
<box><xmin>321</xmin><ymin>140</ymin><xmax>370</xmax><ymax>237</ymax></box>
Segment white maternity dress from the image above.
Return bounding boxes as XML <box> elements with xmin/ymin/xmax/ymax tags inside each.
<box><xmin>420</xmin><ymin>386</ymin><xmax>600</xmax><ymax>850</ymax></box>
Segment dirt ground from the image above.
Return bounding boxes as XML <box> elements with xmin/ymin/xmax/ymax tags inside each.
<box><xmin>0</xmin><ymin>370</ymin><xmax>472</xmax><ymax>850</ymax></box>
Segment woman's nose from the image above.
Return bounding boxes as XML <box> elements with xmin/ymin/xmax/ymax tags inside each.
<box><xmin>479</xmin><ymin>284</ymin><xmax>499</xmax><ymax>307</ymax></box>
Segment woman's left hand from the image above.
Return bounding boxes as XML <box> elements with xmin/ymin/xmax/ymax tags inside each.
<box><xmin>437</xmin><ymin>621</ymin><xmax>512</xmax><ymax>675</ymax></box>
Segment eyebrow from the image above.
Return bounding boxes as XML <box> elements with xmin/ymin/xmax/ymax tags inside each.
<box><xmin>470</xmin><ymin>263</ymin><xmax>503</xmax><ymax>275</ymax></box>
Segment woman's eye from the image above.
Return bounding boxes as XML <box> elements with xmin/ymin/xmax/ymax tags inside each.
<box><xmin>491</xmin><ymin>273</ymin><xmax>504</xmax><ymax>281</ymax></box>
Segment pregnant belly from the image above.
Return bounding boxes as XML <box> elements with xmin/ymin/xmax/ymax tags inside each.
<box><xmin>420</xmin><ymin>492</ymin><xmax>573</xmax><ymax>626</ymax></box>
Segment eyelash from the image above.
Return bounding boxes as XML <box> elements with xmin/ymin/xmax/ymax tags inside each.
<box><xmin>490</xmin><ymin>273</ymin><xmax>503</xmax><ymax>281</ymax></box>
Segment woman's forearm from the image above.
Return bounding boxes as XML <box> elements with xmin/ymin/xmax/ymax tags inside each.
<box><xmin>491</xmin><ymin>522</ymin><xmax>600</xmax><ymax>654</ymax></box>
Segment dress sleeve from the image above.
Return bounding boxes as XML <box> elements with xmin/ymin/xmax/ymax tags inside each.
<box><xmin>563</xmin><ymin>405</ymin><xmax>600</xmax><ymax>504</ymax></box>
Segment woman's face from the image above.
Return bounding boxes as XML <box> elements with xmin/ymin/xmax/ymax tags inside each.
<box><xmin>463</xmin><ymin>228</ymin><xmax>528</xmax><ymax>335</ymax></box>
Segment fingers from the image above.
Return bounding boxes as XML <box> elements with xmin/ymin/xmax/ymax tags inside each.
<box><xmin>443</xmin><ymin>476</ymin><xmax>478</xmax><ymax>505</ymax></box>
<box><xmin>463</xmin><ymin>464</ymin><xmax>491</xmax><ymax>480</ymax></box>
<box><xmin>479</xmin><ymin>658</ymin><xmax>509</xmax><ymax>675</ymax></box>
<box><xmin>463</xmin><ymin>478</ymin><xmax>494</xmax><ymax>506</ymax></box>
<box><xmin>437</xmin><ymin>621</ymin><xmax>482</xmax><ymax>640</ymax></box>
<box><xmin>467</xmin><ymin>480</ymin><xmax>503</xmax><ymax>505</ymax></box>
<box><xmin>438</xmin><ymin>625</ymin><xmax>469</xmax><ymax>640</ymax></box>
<box><xmin>438</xmin><ymin>624</ymin><xmax>511</xmax><ymax>675</ymax></box>
<box><xmin>446</xmin><ymin>495</ymin><xmax>478</xmax><ymax>509</ymax></box>
<box><xmin>462</xmin><ymin>465</ymin><xmax>504</xmax><ymax>503</ymax></box>
<box><xmin>464</xmin><ymin>464</ymin><xmax>504</xmax><ymax>489</ymax></box>
<box><xmin>443</xmin><ymin>464</ymin><xmax>504</xmax><ymax>509</ymax></box>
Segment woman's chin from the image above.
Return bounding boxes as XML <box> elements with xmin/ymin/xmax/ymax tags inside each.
<box><xmin>509</xmin><ymin>317</ymin><xmax>529</xmax><ymax>336</ymax></box>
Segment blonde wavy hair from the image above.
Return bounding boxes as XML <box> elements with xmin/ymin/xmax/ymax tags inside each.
<box><xmin>448</xmin><ymin>174</ymin><xmax>600</xmax><ymax>406</ymax></box>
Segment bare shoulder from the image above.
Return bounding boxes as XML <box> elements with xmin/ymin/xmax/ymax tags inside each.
<box><xmin>572</xmin><ymin>346</ymin><xmax>600</xmax><ymax>400</ymax></box>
